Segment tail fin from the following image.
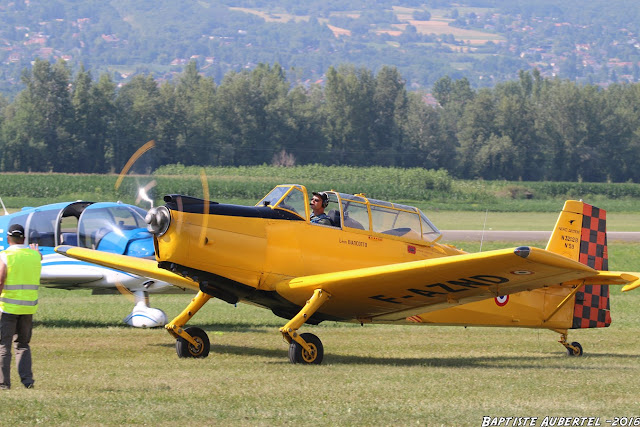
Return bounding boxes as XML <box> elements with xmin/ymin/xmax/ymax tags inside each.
<box><xmin>546</xmin><ymin>200</ymin><xmax>611</xmax><ymax>329</ymax></box>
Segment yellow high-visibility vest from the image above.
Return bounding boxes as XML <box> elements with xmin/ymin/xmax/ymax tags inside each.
<box><xmin>0</xmin><ymin>246</ymin><xmax>41</xmax><ymax>315</ymax></box>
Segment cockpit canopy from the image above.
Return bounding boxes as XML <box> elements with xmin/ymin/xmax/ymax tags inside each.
<box><xmin>257</xmin><ymin>185</ymin><xmax>441</xmax><ymax>243</ymax></box>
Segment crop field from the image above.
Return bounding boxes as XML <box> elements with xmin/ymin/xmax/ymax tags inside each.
<box><xmin>392</xmin><ymin>6</ymin><xmax>506</xmax><ymax>44</ymax></box>
<box><xmin>216</xmin><ymin>5</ymin><xmax>506</xmax><ymax>45</ymax></box>
<box><xmin>3</xmin><ymin>241</ymin><xmax>640</xmax><ymax>426</ymax></box>
<box><xmin>2</xmin><ymin>167</ymin><xmax>640</xmax><ymax>214</ymax></box>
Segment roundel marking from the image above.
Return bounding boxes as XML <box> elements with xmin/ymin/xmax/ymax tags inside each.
<box><xmin>495</xmin><ymin>295</ymin><xmax>509</xmax><ymax>307</ymax></box>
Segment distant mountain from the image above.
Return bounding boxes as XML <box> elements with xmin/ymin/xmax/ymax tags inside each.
<box><xmin>1</xmin><ymin>0</ymin><xmax>639</xmax><ymax>96</ymax></box>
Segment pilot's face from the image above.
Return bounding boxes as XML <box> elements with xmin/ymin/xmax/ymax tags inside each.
<box><xmin>310</xmin><ymin>196</ymin><xmax>324</xmax><ymax>212</ymax></box>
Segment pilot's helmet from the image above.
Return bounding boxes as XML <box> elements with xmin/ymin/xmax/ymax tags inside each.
<box><xmin>312</xmin><ymin>191</ymin><xmax>329</xmax><ymax>208</ymax></box>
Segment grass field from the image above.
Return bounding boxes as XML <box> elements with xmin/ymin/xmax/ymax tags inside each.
<box><xmin>1</xmin><ymin>169</ymin><xmax>639</xmax><ymax>424</ymax></box>
<box><xmin>2</xmin><ymin>241</ymin><xmax>639</xmax><ymax>426</ymax></box>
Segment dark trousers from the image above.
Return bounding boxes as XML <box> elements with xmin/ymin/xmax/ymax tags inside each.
<box><xmin>0</xmin><ymin>312</ymin><xmax>34</xmax><ymax>389</ymax></box>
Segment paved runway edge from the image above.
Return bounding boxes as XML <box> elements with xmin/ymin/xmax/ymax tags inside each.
<box><xmin>441</xmin><ymin>230</ymin><xmax>640</xmax><ymax>242</ymax></box>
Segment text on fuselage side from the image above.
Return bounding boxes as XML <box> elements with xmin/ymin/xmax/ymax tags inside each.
<box><xmin>339</xmin><ymin>238</ymin><xmax>367</xmax><ymax>247</ymax></box>
<box><xmin>561</xmin><ymin>233</ymin><xmax>579</xmax><ymax>249</ymax></box>
<box><xmin>558</xmin><ymin>226</ymin><xmax>580</xmax><ymax>234</ymax></box>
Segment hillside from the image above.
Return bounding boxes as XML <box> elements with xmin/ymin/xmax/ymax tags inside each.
<box><xmin>0</xmin><ymin>0</ymin><xmax>639</xmax><ymax>95</ymax></box>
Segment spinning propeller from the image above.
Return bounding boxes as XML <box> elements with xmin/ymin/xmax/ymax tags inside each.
<box><xmin>112</xmin><ymin>140</ymin><xmax>212</xmax><ymax>333</ymax></box>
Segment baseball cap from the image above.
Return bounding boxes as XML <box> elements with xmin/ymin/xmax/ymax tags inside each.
<box><xmin>7</xmin><ymin>224</ymin><xmax>25</xmax><ymax>238</ymax></box>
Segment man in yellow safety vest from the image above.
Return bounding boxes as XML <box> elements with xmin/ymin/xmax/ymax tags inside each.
<box><xmin>0</xmin><ymin>224</ymin><xmax>42</xmax><ymax>390</ymax></box>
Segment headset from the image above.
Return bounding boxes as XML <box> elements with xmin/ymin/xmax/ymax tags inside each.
<box><xmin>312</xmin><ymin>192</ymin><xmax>329</xmax><ymax>208</ymax></box>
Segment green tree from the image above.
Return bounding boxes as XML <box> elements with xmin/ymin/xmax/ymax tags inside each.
<box><xmin>474</xmin><ymin>134</ymin><xmax>518</xmax><ymax>180</ymax></box>
<box><xmin>432</xmin><ymin>76</ymin><xmax>475</xmax><ymax>177</ymax></box>
<box><xmin>214</xmin><ymin>63</ymin><xmax>291</xmax><ymax>165</ymax></box>
<box><xmin>598</xmin><ymin>83</ymin><xmax>640</xmax><ymax>182</ymax></box>
<box><xmin>456</xmin><ymin>88</ymin><xmax>496</xmax><ymax>178</ymax></box>
<box><xmin>401</xmin><ymin>92</ymin><xmax>454</xmax><ymax>170</ymax></box>
<box><xmin>280</xmin><ymin>84</ymin><xmax>326</xmax><ymax>166</ymax></box>
<box><xmin>157</xmin><ymin>61</ymin><xmax>217</xmax><ymax>166</ymax></box>
<box><xmin>69</xmin><ymin>66</ymin><xmax>93</xmax><ymax>172</ymax></box>
<box><xmin>371</xmin><ymin>66</ymin><xmax>407</xmax><ymax>166</ymax></box>
<box><xmin>87</xmin><ymin>73</ymin><xmax>117</xmax><ymax>173</ymax></box>
<box><xmin>535</xmin><ymin>81</ymin><xmax>607</xmax><ymax>181</ymax></box>
<box><xmin>491</xmin><ymin>71</ymin><xmax>543</xmax><ymax>180</ymax></box>
<box><xmin>1</xmin><ymin>59</ymin><xmax>73</xmax><ymax>171</ymax></box>
<box><xmin>322</xmin><ymin>65</ymin><xmax>375</xmax><ymax>165</ymax></box>
<box><xmin>113</xmin><ymin>74</ymin><xmax>162</xmax><ymax>173</ymax></box>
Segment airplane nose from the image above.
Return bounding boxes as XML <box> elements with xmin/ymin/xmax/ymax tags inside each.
<box><xmin>145</xmin><ymin>206</ymin><xmax>171</xmax><ymax>237</ymax></box>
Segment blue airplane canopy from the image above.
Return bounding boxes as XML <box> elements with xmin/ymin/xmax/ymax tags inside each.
<box><xmin>0</xmin><ymin>201</ymin><xmax>151</xmax><ymax>256</ymax></box>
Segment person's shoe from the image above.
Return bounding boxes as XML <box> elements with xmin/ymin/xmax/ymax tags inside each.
<box><xmin>24</xmin><ymin>383</ymin><xmax>34</xmax><ymax>389</ymax></box>
<box><xmin>0</xmin><ymin>384</ymin><xmax>9</xmax><ymax>390</ymax></box>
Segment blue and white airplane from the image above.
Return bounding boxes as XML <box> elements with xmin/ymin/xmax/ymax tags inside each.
<box><xmin>0</xmin><ymin>200</ymin><xmax>192</xmax><ymax>327</ymax></box>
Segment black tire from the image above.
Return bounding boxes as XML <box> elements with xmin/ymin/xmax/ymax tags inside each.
<box><xmin>175</xmin><ymin>327</ymin><xmax>210</xmax><ymax>358</ymax></box>
<box><xmin>566</xmin><ymin>341</ymin><xmax>583</xmax><ymax>357</ymax></box>
<box><xmin>288</xmin><ymin>332</ymin><xmax>323</xmax><ymax>365</ymax></box>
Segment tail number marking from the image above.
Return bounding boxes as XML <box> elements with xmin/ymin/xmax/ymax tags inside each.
<box><xmin>369</xmin><ymin>275</ymin><xmax>509</xmax><ymax>304</ymax></box>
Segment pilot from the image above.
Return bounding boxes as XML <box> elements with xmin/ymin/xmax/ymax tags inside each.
<box><xmin>310</xmin><ymin>192</ymin><xmax>332</xmax><ymax>226</ymax></box>
<box><xmin>0</xmin><ymin>224</ymin><xmax>42</xmax><ymax>390</ymax></box>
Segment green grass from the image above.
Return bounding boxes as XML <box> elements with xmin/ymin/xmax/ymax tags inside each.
<box><xmin>1</xmin><ymin>170</ymin><xmax>639</xmax><ymax>424</ymax></box>
<box><xmin>3</xmin><ymin>242</ymin><xmax>638</xmax><ymax>425</ymax></box>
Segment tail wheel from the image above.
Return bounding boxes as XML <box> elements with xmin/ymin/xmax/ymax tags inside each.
<box><xmin>566</xmin><ymin>341</ymin><xmax>583</xmax><ymax>357</ymax></box>
<box><xmin>176</xmin><ymin>327</ymin><xmax>210</xmax><ymax>358</ymax></box>
<box><xmin>288</xmin><ymin>332</ymin><xmax>324</xmax><ymax>365</ymax></box>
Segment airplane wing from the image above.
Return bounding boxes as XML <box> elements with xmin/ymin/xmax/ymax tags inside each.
<box><xmin>40</xmin><ymin>268</ymin><xmax>104</xmax><ymax>285</ymax></box>
<box><xmin>56</xmin><ymin>245</ymin><xmax>639</xmax><ymax>323</ymax></box>
<box><xmin>275</xmin><ymin>246</ymin><xmax>640</xmax><ymax>322</ymax></box>
<box><xmin>40</xmin><ymin>255</ymin><xmax>105</xmax><ymax>285</ymax></box>
<box><xmin>55</xmin><ymin>245</ymin><xmax>199</xmax><ymax>291</ymax></box>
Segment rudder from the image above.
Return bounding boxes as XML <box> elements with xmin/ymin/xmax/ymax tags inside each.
<box><xmin>546</xmin><ymin>200</ymin><xmax>611</xmax><ymax>329</ymax></box>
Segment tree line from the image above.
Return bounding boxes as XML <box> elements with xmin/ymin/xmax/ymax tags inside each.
<box><xmin>1</xmin><ymin>59</ymin><xmax>640</xmax><ymax>182</ymax></box>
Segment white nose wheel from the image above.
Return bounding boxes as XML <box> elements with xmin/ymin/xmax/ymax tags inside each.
<box><xmin>123</xmin><ymin>291</ymin><xmax>168</xmax><ymax>328</ymax></box>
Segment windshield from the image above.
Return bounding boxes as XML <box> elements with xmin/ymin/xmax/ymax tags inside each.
<box><xmin>256</xmin><ymin>186</ymin><xmax>290</xmax><ymax>207</ymax></box>
<box><xmin>256</xmin><ymin>185</ymin><xmax>307</xmax><ymax>219</ymax></box>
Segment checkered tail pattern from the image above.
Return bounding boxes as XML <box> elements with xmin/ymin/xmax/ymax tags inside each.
<box><xmin>571</xmin><ymin>204</ymin><xmax>611</xmax><ymax>329</ymax></box>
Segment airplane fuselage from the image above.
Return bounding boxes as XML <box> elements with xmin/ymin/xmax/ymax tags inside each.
<box><xmin>153</xmin><ymin>189</ymin><xmax>578</xmax><ymax>330</ymax></box>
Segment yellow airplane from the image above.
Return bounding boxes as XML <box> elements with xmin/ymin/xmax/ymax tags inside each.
<box><xmin>56</xmin><ymin>184</ymin><xmax>640</xmax><ymax>364</ymax></box>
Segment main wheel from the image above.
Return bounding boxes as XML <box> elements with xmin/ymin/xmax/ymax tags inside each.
<box><xmin>176</xmin><ymin>327</ymin><xmax>210</xmax><ymax>358</ymax></box>
<box><xmin>566</xmin><ymin>341</ymin><xmax>583</xmax><ymax>357</ymax></box>
<box><xmin>288</xmin><ymin>332</ymin><xmax>324</xmax><ymax>365</ymax></box>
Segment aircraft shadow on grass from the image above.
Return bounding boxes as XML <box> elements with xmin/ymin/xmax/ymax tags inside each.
<box><xmin>207</xmin><ymin>343</ymin><xmax>639</xmax><ymax>368</ymax></box>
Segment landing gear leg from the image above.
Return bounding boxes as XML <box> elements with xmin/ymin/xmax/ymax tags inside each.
<box><xmin>279</xmin><ymin>289</ymin><xmax>330</xmax><ymax>365</ymax></box>
<box><xmin>166</xmin><ymin>290</ymin><xmax>213</xmax><ymax>358</ymax></box>
<box><xmin>558</xmin><ymin>332</ymin><xmax>583</xmax><ymax>357</ymax></box>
